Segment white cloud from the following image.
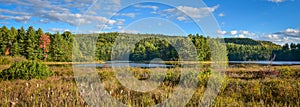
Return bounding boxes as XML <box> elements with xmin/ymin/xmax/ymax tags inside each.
<box><xmin>114</xmin><ymin>13</ymin><xmax>136</xmax><ymax>18</ymax></box>
<box><xmin>160</xmin><ymin>5</ymin><xmax>219</xmax><ymax>21</ymax></box>
<box><xmin>0</xmin><ymin>9</ymin><xmax>29</xmax><ymax>15</ymax></box>
<box><xmin>217</xmin><ymin>30</ymin><xmax>256</xmax><ymax>38</ymax></box>
<box><xmin>218</xmin><ymin>13</ymin><xmax>225</xmax><ymax>17</ymax></box>
<box><xmin>230</xmin><ymin>30</ymin><xmax>238</xmax><ymax>35</ymax></box>
<box><xmin>96</xmin><ymin>24</ymin><xmax>112</xmax><ymax>30</ymax></box>
<box><xmin>275</xmin><ymin>28</ymin><xmax>300</xmax><ymax>37</ymax></box>
<box><xmin>219</xmin><ymin>28</ymin><xmax>300</xmax><ymax>45</ymax></box>
<box><xmin>0</xmin><ymin>22</ymin><xmax>9</xmax><ymax>24</ymax></box>
<box><xmin>217</xmin><ymin>30</ymin><xmax>227</xmax><ymax>35</ymax></box>
<box><xmin>0</xmin><ymin>15</ymin><xmax>31</xmax><ymax>23</ymax></box>
<box><xmin>43</xmin><ymin>12</ymin><xmax>118</xmax><ymax>26</ymax></box>
<box><xmin>241</xmin><ymin>30</ymin><xmax>256</xmax><ymax>37</ymax></box>
<box><xmin>134</xmin><ymin>4</ymin><xmax>158</xmax><ymax>10</ymax></box>
<box><xmin>235</xmin><ymin>34</ymin><xmax>245</xmax><ymax>38</ymax></box>
<box><xmin>117</xmin><ymin>26</ymin><xmax>122</xmax><ymax>29</ymax></box>
<box><xmin>157</xmin><ymin>22</ymin><xmax>162</xmax><ymax>26</ymax></box>
<box><xmin>177</xmin><ymin>16</ymin><xmax>187</xmax><ymax>21</ymax></box>
<box><xmin>268</xmin><ymin>0</ymin><xmax>286</xmax><ymax>3</ymax></box>
<box><xmin>119</xmin><ymin>29</ymin><xmax>139</xmax><ymax>34</ymax></box>
<box><xmin>0</xmin><ymin>0</ymin><xmax>122</xmax><ymax>26</ymax></box>
<box><xmin>262</xmin><ymin>28</ymin><xmax>300</xmax><ymax>45</ymax></box>
<box><xmin>264</xmin><ymin>34</ymin><xmax>281</xmax><ymax>40</ymax></box>
<box><xmin>48</xmin><ymin>28</ymin><xmax>70</xmax><ymax>32</ymax></box>
<box><xmin>115</xmin><ymin>19</ymin><xmax>125</xmax><ymax>25</ymax></box>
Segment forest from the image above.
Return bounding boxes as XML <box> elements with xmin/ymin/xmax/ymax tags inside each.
<box><xmin>0</xmin><ymin>25</ymin><xmax>300</xmax><ymax>62</ymax></box>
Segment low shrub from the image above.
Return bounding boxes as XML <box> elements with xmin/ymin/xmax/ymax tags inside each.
<box><xmin>0</xmin><ymin>60</ymin><xmax>54</xmax><ymax>80</ymax></box>
<box><xmin>0</xmin><ymin>56</ymin><xmax>26</xmax><ymax>65</ymax></box>
<box><xmin>0</xmin><ymin>57</ymin><xmax>11</xmax><ymax>65</ymax></box>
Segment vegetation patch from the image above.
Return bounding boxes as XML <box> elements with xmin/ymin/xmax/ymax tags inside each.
<box><xmin>0</xmin><ymin>60</ymin><xmax>53</xmax><ymax>80</ymax></box>
<box><xmin>0</xmin><ymin>57</ymin><xmax>11</xmax><ymax>65</ymax></box>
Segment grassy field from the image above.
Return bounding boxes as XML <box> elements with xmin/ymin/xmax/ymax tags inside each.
<box><xmin>0</xmin><ymin>59</ymin><xmax>300</xmax><ymax>106</ymax></box>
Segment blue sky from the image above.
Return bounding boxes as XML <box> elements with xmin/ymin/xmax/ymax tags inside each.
<box><xmin>0</xmin><ymin>0</ymin><xmax>299</xmax><ymax>45</ymax></box>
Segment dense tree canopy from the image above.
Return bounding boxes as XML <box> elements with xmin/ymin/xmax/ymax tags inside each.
<box><xmin>0</xmin><ymin>25</ymin><xmax>299</xmax><ymax>62</ymax></box>
<box><xmin>0</xmin><ymin>26</ymin><xmax>73</xmax><ymax>61</ymax></box>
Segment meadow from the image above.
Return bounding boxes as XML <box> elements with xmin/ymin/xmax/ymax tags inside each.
<box><xmin>0</xmin><ymin>57</ymin><xmax>299</xmax><ymax>106</ymax></box>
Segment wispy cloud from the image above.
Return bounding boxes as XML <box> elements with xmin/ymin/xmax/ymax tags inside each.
<box><xmin>274</xmin><ymin>28</ymin><xmax>300</xmax><ymax>37</ymax></box>
<box><xmin>0</xmin><ymin>0</ymin><xmax>122</xmax><ymax>26</ymax></box>
<box><xmin>268</xmin><ymin>0</ymin><xmax>286</xmax><ymax>3</ymax></box>
<box><xmin>218</xmin><ymin>13</ymin><xmax>225</xmax><ymax>17</ymax></box>
<box><xmin>48</xmin><ymin>28</ymin><xmax>70</xmax><ymax>32</ymax></box>
<box><xmin>217</xmin><ymin>30</ymin><xmax>256</xmax><ymax>38</ymax></box>
<box><xmin>0</xmin><ymin>15</ymin><xmax>31</xmax><ymax>23</ymax></box>
<box><xmin>96</xmin><ymin>24</ymin><xmax>113</xmax><ymax>30</ymax></box>
<box><xmin>159</xmin><ymin>5</ymin><xmax>219</xmax><ymax>21</ymax></box>
<box><xmin>134</xmin><ymin>4</ymin><xmax>158</xmax><ymax>10</ymax></box>
<box><xmin>262</xmin><ymin>28</ymin><xmax>300</xmax><ymax>45</ymax></box>
<box><xmin>113</xmin><ymin>13</ymin><xmax>136</xmax><ymax>18</ymax></box>
<box><xmin>119</xmin><ymin>29</ymin><xmax>139</xmax><ymax>34</ymax></box>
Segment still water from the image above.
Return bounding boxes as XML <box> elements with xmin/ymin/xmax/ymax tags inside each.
<box><xmin>229</xmin><ymin>61</ymin><xmax>300</xmax><ymax>65</ymax></box>
<box><xmin>75</xmin><ymin>61</ymin><xmax>300</xmax><ymax>68</ymax></box>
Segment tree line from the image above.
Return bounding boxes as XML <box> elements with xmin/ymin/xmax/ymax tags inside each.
<box><xmin>0</xmin><ymin>26</ymin><xmax>73</xmax><ymax>61</ymax></box>
<box><xmin>0</xmin><ymin>26</ymin><xmax>299</xmax><ymax>62</ymax></box>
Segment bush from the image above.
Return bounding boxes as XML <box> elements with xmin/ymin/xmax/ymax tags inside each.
<box><xmin>0</xmin><ymin>56</ymin><xmax>26</xmax><ymax>65</ymax></box>
<box><xmin>0</xmin><ymin>57</ymin><xmax>11</xmax><ymax>65</ymax></box>
<box><xmin>0</xmin><ymin>60</ymin><xmax>54</xmax><ymax>80</ymax></box>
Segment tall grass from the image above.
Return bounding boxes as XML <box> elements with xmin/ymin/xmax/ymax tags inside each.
<box><xmin>0</xmin><ymin>64</ymin><xmax>299</xmax><ymax>106</ymax></box>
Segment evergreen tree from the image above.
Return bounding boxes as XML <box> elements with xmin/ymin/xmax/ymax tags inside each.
<box><xmin>0</xmin><ymin>27</ymin><xmax>3</xmax><ymax>55</ymax></box>
<box><xmin>7</xmin><ymin>27</ymin><xmax>18</xmax><ymax>56</ymax></box>
<box><xmin>62</xmin><ymin>31</ymin><xmax>74</xmax><ymax>61</ymax></box>
<box><xmin>11</xmin><ymin>42</ymin><xmax>20</xmax><ymax>56</ymax></box>
<box><xmin>0</xmin><ymin>26</ymin><xmax>10</xmax><ymax>55</ymax></box>
<box><xmin>36</xmin><ymin>28</ymin><xmax>44</xmax><ymax>59</ymax></box>
<box><xmin>17</xmin><ymin>27</ymin><xmax>26</xmax><ymax>55</ymax></box>
<box><xmin>25</xmin><ymin>26</ymin><xmax>38</xmax><ymax>59</ymax></box>
<box><xmin>49</xmin><ymin>32</ymin><xmax>66</xmax><ymax>61</ymax></box>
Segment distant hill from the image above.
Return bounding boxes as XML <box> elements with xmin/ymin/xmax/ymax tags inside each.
<box><xmin>224</xmin><ymin>38</ymin><xmax>261</xmax><ymax>46</ymax></box>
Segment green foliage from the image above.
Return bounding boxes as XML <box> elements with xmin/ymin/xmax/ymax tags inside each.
<box><xmin>17</xmin><ymin>27</ymin><xmax>26</xmax><ymax>55</ymax></box>
<box><xmin>130</xmin><ymin>37</ymin><xmax>179</xmax><ymax>61</ymax></box>
<box><xmin>0</xmin><ymin>60</ymin><xmax>53</xmax><ymax>80</ymax></box>
<box><xmin>224</xmin><ymin>38</ymin><xmax>261</xmax><ymax>46</ymax></box>
<box><xmin>0</xmin><ymin>26</ymin><xmax>9</xmax><ymax>55</ymax></box>
<box><xmin>0</xmin><ymin>57</ymin><xmax>11</xmax><ymax>65</ymax></box>
<box><xmin>0</xmin><ymin>25</ymin><xmax>299</xmax><ymax>61</ymax></box>
<box><xmin>25</xmin><ymin>26</ymin><xmax>38</xmax><ymax>59</ymax></box>
<box><xmin>275</xmin><ymin>43</ymin><xmax>300</xmax><ymax>61</ymax></box>
<box><xmin>226</xmin><ymin>43</ymin><xmax>272</xmax><ymax>61</ymax></box>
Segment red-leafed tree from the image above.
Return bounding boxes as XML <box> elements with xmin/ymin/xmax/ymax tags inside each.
<box><xmin>5</xmin><ymin>46</ymin><xmax>10</xmax><ymax>56</ymax></box>
<box><xmin>39</xmin><ymin>34</ymin><xmax>50</xmax><ymax>60</ymax></box>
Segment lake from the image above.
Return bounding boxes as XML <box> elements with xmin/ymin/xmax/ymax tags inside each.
<box><xmin>229</xmin><ymin>61</ymin><xmax>300</xmax><ymax>65</ymax></box>
<box><xmin>76</xmin><ymin>61</ymin><xmax>174</xmax><ymax>68</ymax></box>
<box><xmin>75</xmin><ymin>61</ymin><xmax>300</xmax><ymax>68</ymax></box>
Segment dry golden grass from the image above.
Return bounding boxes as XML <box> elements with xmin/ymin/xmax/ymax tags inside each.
<box><xmin>0</xmin><ymin>63</ymin><xmax>299</xmax><ymax>106</ymax></box>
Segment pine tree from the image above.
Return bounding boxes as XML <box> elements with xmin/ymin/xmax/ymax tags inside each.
<box><xmin>0</xmin><ymin>27</ymin><xmax>3</xmax><ymax>55</ymax></box>
<box><xmin>49</xmin><ymin>32</ymin><xmax>64</xmax><ymax>61</ymax></box>
<box><xmin>0</xmin><ymin>26</ymin><xmax>10</xmax><ymax>55</ymax></box>
<box><xmin>11</xmin><ymin>42</ymin><xmax>20</xmax><ymax>56</ymax></box>
<box><xmin>62</xmin><ymin>31</ymin><xmax>74</xmax><ymax>61</ymax></box>
<box><xmin>25</xmin><ymin>26</ymin><xmax>38</xmax><ymax>59</ymax></box>
<box><xmin>17</xmin><ymin>27</ymin><xmax>26</xmax><ymax>56</ymax></box>
<box><xmin>36</xmin><ymin>28</ymin><xmax>44</xmax><ymax>59</ymax></box>
<box><xmin>7</xmin><ymin>27</ymin><xmax>18</xmax><ymax>56</ymax></box>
